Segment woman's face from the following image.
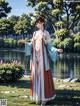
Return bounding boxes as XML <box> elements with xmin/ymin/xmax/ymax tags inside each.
<box><xmin>36</xmin><ymin>21</ymin><xmax>44</xmax><ymax>29</ymax></box>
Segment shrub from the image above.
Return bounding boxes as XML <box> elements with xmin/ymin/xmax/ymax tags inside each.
<box><xmin>3</xmin><ymin>38</ymin><xmax>17</xmax><ymax>48</ymax></box>
<box><xmin>0</xmin><ymin>38</ymin><xmax>31</xmax><ymax>49</ymax></box>
<box><xmin>18</xmin><ymin>39</ymin><xmax>27</xmax><ymax>48</ymax></box>
<box><xmin>0</xmin><ymin>63</ymin><xmax>24</xmax><ymax>82</ymax></box>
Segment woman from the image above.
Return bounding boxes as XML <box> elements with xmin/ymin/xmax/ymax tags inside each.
<box><xmin>30</xmin><ymin>16</ymin><xmax>63</xmax><ymax>105</ymax></box>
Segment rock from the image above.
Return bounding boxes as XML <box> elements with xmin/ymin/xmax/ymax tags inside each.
<box><xmin>63</xmin><ymin>78</ymin><xmax>72</xmax><ymax>82</ymax></box>
<box><xmin>19</xmin><ymin>95</ymin><xmax>29</xmax><ymax>98</ymax></box>
<box><xmin>1</xmin><ymin>91</ymin><xmax>16</xmax><ymax>94</ymax></box>
<box><xmin>53</xmin><ymin>78</ymin><xmax>57</xmax><ymax>80</ymax></box>
<box><xmin>70</xmin><ymin>78</ymin><xmax>79</xmax><ymax>82</ymax></box>
<box><xmin>58</xmin><ymin>85</ymin><xmax>66</xmax><ymax>88</ymax></box>
<box><xmin>23</xmin><ymin>75</ymin><xmax>30</xmax><ymax>78</ymax></box>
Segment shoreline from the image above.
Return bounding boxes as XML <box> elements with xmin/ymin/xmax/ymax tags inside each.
<box><xmin>0</xmin><ymin>48</ymin><xmax>80</xmax><ymax>55</ymax></box>
<box><xmin>23</xmin><ymin>75</ymin><xmax>80</xmax><ymax>83</ymax></box>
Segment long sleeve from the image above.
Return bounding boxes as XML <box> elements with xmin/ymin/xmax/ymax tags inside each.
<box><xmin>44</xmin><ymin>31</ymin><xmax>52</xmax><ymax>44</ymax></box>
<box><xmin>25</xmin><ymin>42</ymin><xmax>32</xmax><ymax>56</ymax></box>
<box><xmin>44</xmin><ymin>31</ymin><xmax>57</xmax><ymax>51</ymax></box>
<box><xmin>25</xmin><ymin>32</ymin><xmax>35</xmax><ymax>56</ymax></box>
<box><xmin>44</xmin><ymin>30</ymin><xmax>58</xmax><ymax>62</ymax></box>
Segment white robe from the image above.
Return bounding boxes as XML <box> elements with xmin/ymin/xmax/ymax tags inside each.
<box><xmin>30</xmin><ymin>30</ymin><xmax>56</xmax><ymax>102</ymax></box>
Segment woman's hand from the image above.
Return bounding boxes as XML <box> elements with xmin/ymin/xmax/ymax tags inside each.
<box><xmin>57</xmin><ymin>48</ymin><xmax>63</xmax><ymax>53</ymax></box>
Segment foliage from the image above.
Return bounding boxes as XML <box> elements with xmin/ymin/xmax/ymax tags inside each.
<box><xmin>55</xmin><ymin>29</ymin><xmax>68</xmax><ymax>37</ymax></box>
<box><xmin>73</xmin><ymin>33</ymin><xmax>80</xmax><ymax>42</ymax></box>
<box><xmin>55</xmin><ymin>21</ymin><xmax>65</xmax><ymax>27</ymax></box>
<box><xmin>14</xmin><ymin>14</ymin><xmax>34</xmax><ymax>35</ymax></box>
<box><xmin>73</xmin><ymin>33</ymin><xmax>80</xmax><ymax>52</ymax></box>
<box><xmin>8</xmin><ymin>15</ymin><xmax>19</xmax><ymax>25</ymax></box>
<box><xmin>17</xmin><ymin>38</ymin><xmax>29</xmax><ymax>48</ymax></box>
<box><xmin>0</xmin><ymin>19</ymin><xmax>13</xmax><ymax>35</ymax></box>
<box><xmin>0</xmin><ymin>0</ymin><xmax>80</xmax><ymax>53</ymax></box>
<box><xmin>0</xmin><ymin>38</ymin><xmax>30</xmax><ymax>49</ymax></box>
<box><xmin>3</xmin><ymin>38</ymin><xmax>17</xmax><ymax>48</ymax></box>
<box><xmin>58</xmin><ymin>38</ymin><xmax>73</xmax><ymax>49</ymax></box>
<box><xmin>51</xmin><ymin>9</ymin><xmax>61</xmax><ymax>16</ymax></box>
<box><xmin>0</xmin><ymin>14</ymin><xmax>34</xmax><ymax>36</ymax></box>
<box><xmin>0</xmin><ymin>63</ymin><xmax>24</xmax><ymax>82</ymax></box>
<box><xmin>0</xmin><ymin>0</ymin><xmax>11</xmax><ymax>18</ymax></box>
<box><xmin>26</xmin><ymin>0</ymin><xmax>80</xmax><ymax>53</ymax></box>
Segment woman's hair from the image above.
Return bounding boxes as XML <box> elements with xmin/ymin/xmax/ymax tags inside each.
<box><xmin>35</xmin><ymin>15</ymin><xmax>45</xmax><ymax>28</ymax></box>
<box><xmin>35</xmin><ymin>15</ymin><xmax>45</xmax><ymax>24</ymax></box>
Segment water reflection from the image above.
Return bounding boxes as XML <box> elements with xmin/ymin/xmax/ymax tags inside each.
<box><xmin>53</xmin><ymin>53</ymin><xmax>80</xmax><ymax>79</ymax></box>
<box><xmin>0</xmin><ymin>50</ymin><xmax>80</xmax><ymax>79</ymax></box>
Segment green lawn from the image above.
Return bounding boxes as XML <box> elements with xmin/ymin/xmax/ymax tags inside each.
<box><xmin>0</xmin><ymin>77</ymin><xmax>80</xmax><ymax>106</ymax></box>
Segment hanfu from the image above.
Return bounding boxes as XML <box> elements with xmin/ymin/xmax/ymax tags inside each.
<box><xmin>29</xmin><ymin>30</ymin><xmax>58</xmax><ymax>102</ymax></box>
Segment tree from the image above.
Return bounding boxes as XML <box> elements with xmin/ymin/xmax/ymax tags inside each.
<box><xmin>26</xmin><ymin>0</ymin><xmax>80</xmax><ymax>53</ymax></box>
<box><xmin>0</xmin><ymin>0</ymin><xmax>11</xmax><ymax>18</ymax></box>
<box><xmin>7</xmin><ymin>15</ymin><xmax>20</xmax><ymax>34</ymax></box>
<box><xmin>8</xmin><ymin>15</ymin><xmax>19</xmax><ymax>25</ymax></box>
<box><xmin>27</xmin><ymin>0</ymin><xmax>80</xmax><ymax>33</ymax></box>
<box><xmin>14</xmin><ymin>14</ymin><xmax>34</xmax><ymax>38</ymax></box>
<box><xmin>0</xmin><ymin>19</ymin><xmax>13</xmax><ymax>37</ymax></box>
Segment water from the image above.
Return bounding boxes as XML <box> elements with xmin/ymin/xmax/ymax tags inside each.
<box><xmin>0</xmin><ymin>50</ymin><xmax>80</xmax><ymax>79</ymax></box>
<box><xmin>53</xmin><ymin>53</ymin><xmax>80</xmax><ymax>79</ymax></box>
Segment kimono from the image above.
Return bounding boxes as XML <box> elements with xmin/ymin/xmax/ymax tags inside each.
<box><xmin>25</xmin><ymin>30</ymin><xmax>58</xmax><ymax>102</ymax></box>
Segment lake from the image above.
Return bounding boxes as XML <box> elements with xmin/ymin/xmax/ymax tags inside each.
<box><xmin>0</xmin><ymin>50</ymin><xmax>80</xmax><ymax>79</ymax></box>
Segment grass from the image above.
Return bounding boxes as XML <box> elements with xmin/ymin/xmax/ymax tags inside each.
<box><xmin>0</xmin><ymin>77</ymin><xmax>80</xmax><ymax>106</ymax></box>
